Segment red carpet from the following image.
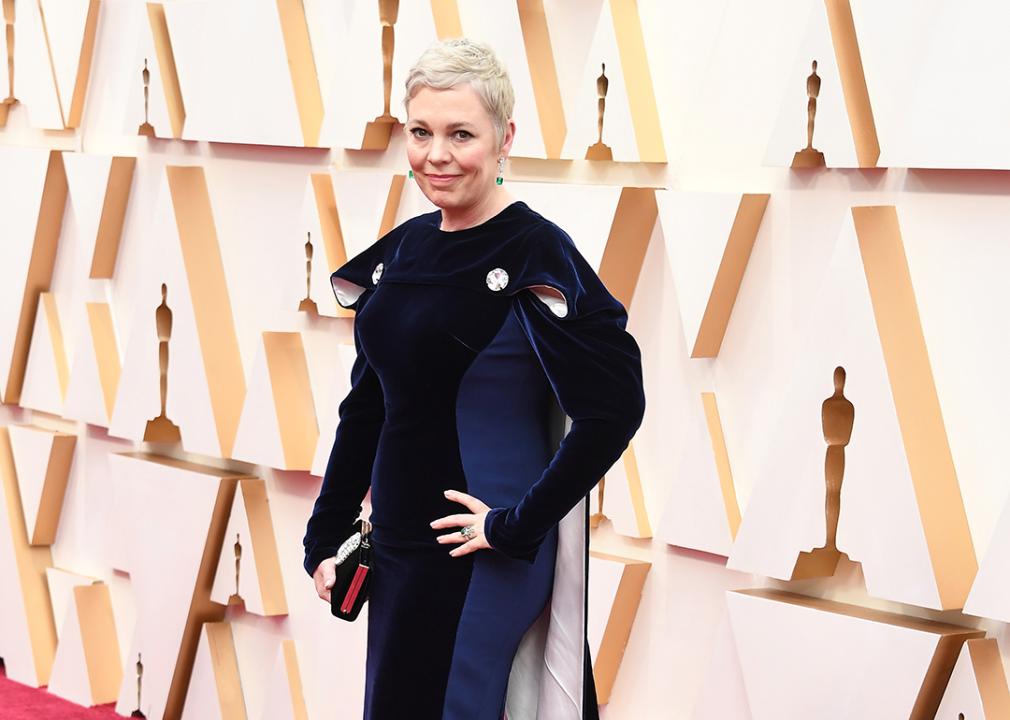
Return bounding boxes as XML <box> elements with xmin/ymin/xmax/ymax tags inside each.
<box><xmin>0</xmin><ymin>662</ymin><xmax>125</xmax><ymax>719</ymax></box>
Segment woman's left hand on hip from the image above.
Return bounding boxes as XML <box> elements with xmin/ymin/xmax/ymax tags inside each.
<box><xmin>431</xmin><ymin>489</ymin><xmax>493</xmax><ymax>557</ymax></box>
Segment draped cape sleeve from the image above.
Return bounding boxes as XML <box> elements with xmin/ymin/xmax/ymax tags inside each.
<box><xmin>484</xmin><ymin>224</ymin><xmax>647</xmax><ymax>562</ymax></box>
<box><xmin>301</xmin><ymin>236</ymin><xmax>394</xmax><ymax>577</ymax></box>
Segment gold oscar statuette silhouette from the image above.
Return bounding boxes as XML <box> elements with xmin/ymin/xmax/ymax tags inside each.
<box><xmin>585</xmin><ymin>63</ymin><xmax>613</xmax><ymax>161</ymax></box>
<box><xmin>234</xmin><ymin>532</ymin><xmax>242</xmax><ymax>598</ymax></box>
<box><xmin>137</xmin><ymin>58</ymin><xmax>156</xmax><ymax>137</ymax></box>
<box><xmin>298</xmin><ymin>231</ymin><xmax>318</xmax><ymax>314</ymax></box>
<box><xmin>589</xmin><ymin>477</ymin><xmax>607</xmax><ymax>529</ymax></box>
<box><xmin>143</xmin><ymin>283</ymin><xmax>182</xmax><ymax>443</ymax></box>
<box><xmin>130</xmin><ymin>652</ymin><xmax>145</xmax><ymax>718</ymax></box>
<box><xmin>792</xmin><ymin>60</ymin><xmax>826</xmax><ymax>168</ymax></box>
<box><xmin>362</xmin><ymin>0</ymin><xmax>402</xmax><ymax>150</ymax></box>
<box><xmin>792</xmin><ymin>366</ymin><xmax>855</xmax><ymax>579</ymax></box>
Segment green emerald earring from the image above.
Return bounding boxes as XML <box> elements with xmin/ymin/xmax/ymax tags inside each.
<box><xmin>408</xmin><ymin>169</ymin><xmax>414</xmax><ymax>179</ymax></box>
<box><xmin>496</xmin><ymin>157</ymin><xmax>505</xmax><ymax>185</ymax></box>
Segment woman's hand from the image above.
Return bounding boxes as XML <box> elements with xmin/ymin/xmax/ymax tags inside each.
<box><xmin>313</xmin><ymin>556</ymin><xmax>337</xmax><ymax>603</ymax></box>
<box><xmin>431</xmin><ymin>489</ymin><xmax>494</xmax><ymax>557</ymax></box>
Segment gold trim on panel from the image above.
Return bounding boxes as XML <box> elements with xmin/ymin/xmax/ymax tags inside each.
<box><xmin>691</xmin><ymin>193</ymin><xmax>769</xmax><ymax>358</ymax></box>
<box><xmin>309</xmin><ymin>173</ymin><xmax>354</xmax><ymax>318</ymax></box>
<box><xmin>968</xmin><ymin>638</ymin><xmax>1010</xmax><ymax>718</ymax></box>
<box><xmin>622</xmin><ymin>442</ymin><xmax>651</xmax><ymax>538</ymax></box>
<box><xmin>378</xmin><ymin>174</ymin><xmax>406</xmax><ymax>238</ymax></box>
<box><xmin>165</xmin><ymin>165</ymin><xmax>246</xmax><ymax>459</ymax></box>
<box><xmin>91</xmin><ymin>156</ymin><xmax>135</xmax><ymax>279</ymax></box>
<box><xmin>701</xmin><ymin>392</ymin><xmax>741</xmax><ymax>540</ymax></box>
<box><xmin>146</xmin><ymin>3</ymin><xmax>185</xmax><ymax>138</ymax></box>
<box><xmin>429</xmin><ymin>0</ymin><xmax>462</xmax><ymax>40</ymax></box>
<box><xmin>824</xmin><ymin>0</ymin><xmax>880</xmax><ymax>168</ymax></box>
<box><xmin>275</xmin><ymin>0</ymin><xmax>324</xmax><ymax>147</ymax></box>
<box><xmin>237</xmin><ymin>477</ymin><xmax>288</xmax><ymax>615</ymax></box>
<box><xmin>263</xmin><ymin>332</ymin><xmax>317</xmax><ymax>472</ymax></box>
<box><xmin>282</xmin><ymin>639</ymin><xmax>309</xmax><ymax>720</ymax></box>
<box><xmin>853</xmin><ymin>205</ymin><xmax>977</xmax><ymax>610</ymax></box>
<box><xmin>6</xmin><ymin>150</ymin><xmax>67</xmax><ymax>405</ymax></box>
<box><xmin>598</xmin><ymin>186</ymin><xmax>657</xmax><ymax>310</ymax></box>
<box><xmin>26</xmin><ymin>427</ymin><xmax>75</xmax><ymax>547</ymax></box>
<box><xmin>607</xmin><ymin>0</ymin><xmax>666</xmax><ymax>163</ymax></box>
<box><xmin>39</xmin><ymin>293</ymin><xmax>68</xmax><ymax>400</ymax></box>
<box><xmin>589</xmin><ymin>551</ymin><xmax>650</xmax><ymax>704</ymax></box>
<box><xmin>0</xmin><ymin>427</ymin><xmax>57</xmax><ymax>685</ymax></box>
<box><xmin>34</xmin><ymin>0</ymin><xmax>65</xmax><ymax>127</ymax></box>
<box><xmin>517</xmin><ymin>0</ymin><xmax>566</xmax><ymax>159</ymax></box>
<box><xmin>205</xmin><ymin>622</ymin><xmax>247</xmax><ymax>719</ymax></box>
<box><xmin>75</xmin><ymin>582</ymin><xmax>123</xmax><ymax>704</ymax></box>
<box><xmin>86</xmin><ymin>302</ymin><xmax>121</xmax><ymax>422</ymax></box>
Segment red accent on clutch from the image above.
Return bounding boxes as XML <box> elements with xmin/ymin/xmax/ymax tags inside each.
<box><xmin>341</xmin><ymin>564</ymin><xmax>370</xmax><ymax>614</ymax></box>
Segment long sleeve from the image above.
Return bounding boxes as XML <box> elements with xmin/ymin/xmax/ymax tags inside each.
<box><xmin>483</xmin><ymin>229</ymin><xmax>646</xmax><ymax>562</ymax></box>
<box><xmin>302</xmin><ymin>301</ymin><xmax>386</xmax><ymax>577</ymax></box>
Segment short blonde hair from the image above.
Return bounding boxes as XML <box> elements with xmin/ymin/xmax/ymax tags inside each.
<box><xmin>404</xmin><ymin>38</ymin><xmax>515</xmax><ymax>149</ymax></box>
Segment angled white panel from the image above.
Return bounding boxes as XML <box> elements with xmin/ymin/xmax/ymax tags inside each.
<box><xmin>691</xmin><ymin>618</ymin><xmax>752</xmax><ymax>720</ymax></box>
<box><xmin>935</xmin><ymin>641</ymin><xmax>988</xmax><ymax>720</ymax></box>
<box><xmin>456</xmin><ymin>0</ymin><xmax>546</xmax><ymax>159</ymax></box>
<box><xmin>39</xmin><ymin>0</ymin><xmax>93</xmax><ymax>122</ymax></box>
<box><xmin>167</xmin><ymin>0</ymin><xmax>302</xmax><ymax>146</ymax></box>
<box><xmin>331</xmin><ymin>170</ymin><xmax>400</xmax><ymax>259</ymax></box>
<box><xmin>763</xmin><ymin>2</ymin><xmax>859</xmax><ymax>168</ymax></box>
<box><xmin>727</xmin><ymin>590</ymin><xmax>977</xmax><ymax>720</ymax></box>
<box><xmin>47</xmin><ymin>594</ymin><xmax>91</xmax><ymax>706</ymax></box>
<box><xmin>0</xmin><ymin>146</ymin><xmax>54</xmax><ymax>397</ymax></box>
<box><xmin>110</xmin><ymin>454</ymin><xmax>232</xmax><ymax>720</ymax></box>
<box><xmin>298</xmin><ymin>176</ymin><xmax>341</xmax><ymax>319</ymax></box>
<box><xmin>8</xmin><ymin>424</ymin><xmax>69</xmax><ymax>547</ymax></box>
<box><xmin>656</xmin><ymin>191</ymin><xmax>748</xmax><ymax>352</ymax></box>
<box><xmin>728</xmin><ymin>214</ymin><xmax>941</xmax><ymax>609</ymax></box>
<box><xmin>64</xmin><ymin>153</ymin><xmax>116</xmax><ymax>277</ymax></box>
<box><xmin>44</xmin><ymin>568</ymin><xmax>95</xmax><ymax>644</ymax></box>
<box><xmin>507</xmin><ymin>182</ymin><xmax>620</xmax><ymax>271</ymax></box>
<box><xmin>124</xmin><ymin>4</ymin><xmax>176</xmax><ymax>136</ymax></box>
<box><xmin>232</xmin><ymin>340</ymin><xmax>287</xmax><ymax>470</ymax></box>
<box><xmin>260</xmin><ymin>640</ymin><xmax>306</xmax><ymax>720</ymax></box>
<box><xmin>15</xmin><ymin>0</ymin><xmax>63</xmax><ymax>128</ymax></box>
<box><xmin>181</xmin><ymin>622</ymin><xmax>244</xmax><ymax>720</ymax></box>
<box><xmin>555</xmin><ymin>2</ymin><xmax>639</xmax><ymax>161</ymax></box>
<box><xmin>586</xmin><ymin>555</ymin><xmax>626</xmax><ymax>665</ymax></box>
<box><xmin>109</xmin><ymin>172</ymin><xmax>229</xmax><ymax>458</ymax></box>
<box><xmin>63</xmin><ymin>304</ymin><xmax>119</xmax><ymax>427</ymax></box>
<box><xmin>966</xmin><ymin>495</ymin><xmax>1010</xmax><ymax>623</ymax></box>
<box><xmin>658</xmin><ymin>396</ymin><xmax>735</xmax><ymax>557</ymax></box>
<box><xmin>600</xmin><ymin>445</ymin><xmax>649</xmax><ymax>539</ymax></box>
<box><xmin>859</xmin><ymin>1</ymin><xmax>1010</xmax><ymax>169</ymax></box>
<box><xmin>20</xmin><ymin>296</ymin><xmax>67</xmax><ymax>415</ymax></box>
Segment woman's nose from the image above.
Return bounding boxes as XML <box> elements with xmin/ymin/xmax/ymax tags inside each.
<box><xmin>428</xmin><ymin>135</ymin><xmax>451</xmax><ymax>163</ymax></box>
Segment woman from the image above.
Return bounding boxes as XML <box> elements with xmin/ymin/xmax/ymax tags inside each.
<box><xmin>302</xmin><ymin>38</ymin><xmax>645</xmax><ymax>720</ymax></box>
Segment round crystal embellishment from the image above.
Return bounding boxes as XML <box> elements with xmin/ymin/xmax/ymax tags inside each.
<box><xmin>372</xmin><ymin>263</ymin><xmax>384</xmax><ymax>285</ymax></box>
<box><xmin>486</xmin><ymin>267</ymin><xmax>509</xmax><ymax>291</ymax></box>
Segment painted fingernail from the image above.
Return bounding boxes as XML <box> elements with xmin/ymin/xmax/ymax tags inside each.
<box><xmin>429</xmin><ymin>520</ymin><xmax>436</xmax><ymax>526</ymax></box>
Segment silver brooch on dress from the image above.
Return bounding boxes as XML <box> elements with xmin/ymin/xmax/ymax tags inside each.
<box><xmin>372</xmin><ymin>263</ymin><xmax>384</xmax><ymax>285</ymax></box>
<box><xmin>486</xmin><ymin>267</ymin><xmax>509</xmax><ymax>291</ymax></box>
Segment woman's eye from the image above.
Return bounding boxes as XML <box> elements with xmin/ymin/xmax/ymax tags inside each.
<box><xmin>454</xmin><ymin>130</ymin><xmax>472</xmax><ymax>140</ymax></box>
<box><xmin>410</xmin><ymin>128</ymin><xmax>429</xmax><ymax>138</ymax></box>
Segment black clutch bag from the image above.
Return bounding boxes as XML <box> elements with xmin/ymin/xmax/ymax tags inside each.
<box><xmin>330</xmin><ymin>518</ymin><xmax>372</xmax><ymax>622</ymax></box>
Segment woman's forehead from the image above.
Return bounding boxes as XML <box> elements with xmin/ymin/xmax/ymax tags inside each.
<box><xmin>407</xmin><ymin>85</ymin><xmax>489</xmax><ymax>122</ymax></box>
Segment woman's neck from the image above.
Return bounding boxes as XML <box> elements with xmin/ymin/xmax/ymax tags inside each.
<box><xmin>439</xmin><ymin>190</ymin><xmax>516</xmax><ymax>232</ymax></box>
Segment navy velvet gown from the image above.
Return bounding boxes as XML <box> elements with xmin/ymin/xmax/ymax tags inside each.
<box><xmin>303</xmin><ymin>201</ymin><xmax>645</xmax><ymax>719</ymax></box>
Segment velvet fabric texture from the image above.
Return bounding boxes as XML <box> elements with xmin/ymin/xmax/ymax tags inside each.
<box><xmin>303</xmin><ymin>200</ymin><xmax>645</xmax><ymax>719</ymax></box>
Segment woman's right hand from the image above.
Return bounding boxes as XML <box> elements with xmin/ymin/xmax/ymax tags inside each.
<box><xmin>313</xmin><ymin>556</ymin><xmax>337</xmax><ymax>603</ymax></box>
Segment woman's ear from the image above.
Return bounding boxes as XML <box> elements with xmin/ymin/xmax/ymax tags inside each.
<box><xmin>500</xmin><ymin>118</ymin><xmax>517</xmax><ymax>158</ymax></box>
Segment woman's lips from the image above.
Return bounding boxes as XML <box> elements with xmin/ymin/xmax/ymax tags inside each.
<box><xmin>426</xmin><ymin>173</ymin><xmax>460</xmax><ymax>185</ymax></box>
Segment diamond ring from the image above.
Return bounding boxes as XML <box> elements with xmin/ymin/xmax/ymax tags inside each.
<box><xmin>460</xmin><ymin>524</ymin><xmax>476</xmax><ymax>539</ymax></box>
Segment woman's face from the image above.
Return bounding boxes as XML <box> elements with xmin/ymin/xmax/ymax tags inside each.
<box><xmin>405</xmin><ymin>84</ymin><xmax>514</xmax><ymax>215</ymax></box>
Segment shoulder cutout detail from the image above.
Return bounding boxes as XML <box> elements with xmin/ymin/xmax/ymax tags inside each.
<box><xmin>525</xmin><ymin>284</ymin><xmax>569</xmax><ymax>318</ymax></box>
<box><xmin>331</xmin><ymin>276</ymin><xmax>367</xmax><ymax>309</ymax></box>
